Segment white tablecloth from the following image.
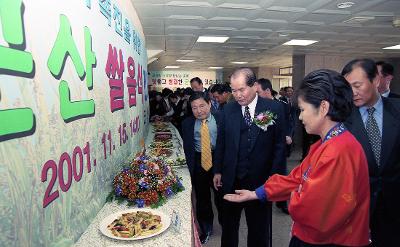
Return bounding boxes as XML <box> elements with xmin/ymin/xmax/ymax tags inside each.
<box><xmin>74</xmin><ymin>123</ymin><xmax>193</xmax><ymax>247</ymax></box>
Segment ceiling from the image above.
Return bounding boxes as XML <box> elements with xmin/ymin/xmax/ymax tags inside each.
<box><xmin>131</xmin><ymin>0</ymin><xmax>400</xmax><ymax>71</ymax></box>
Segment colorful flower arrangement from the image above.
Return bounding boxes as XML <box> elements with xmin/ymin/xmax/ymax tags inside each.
<box><xmin>253</xmin><ymin>110</ymin><xmax>277</xmax><ymax>131</ymax></box>
<box><xmin>106</xmin><ymin>152</ymin><xmax>184</xmax><ymax>208</ymax></box>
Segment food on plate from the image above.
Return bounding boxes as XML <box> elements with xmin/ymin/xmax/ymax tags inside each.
<box><xmin>154</xmin><ymin>133</ymin><xmax>172</xmax><ymax>142</ymax></box>
<box><xmin>153</xmin><ymin>129</ymin><xmax>172</xmax><ymax>134</ymax></box>
<box><xmin>150</xmin><ymin>148</ymin><xmax>173</xmax><ymax>157</ymax></box>
<box><xmin>149</xmin><ymin>141</ymin><xmax>173</xmax><ymax>149</ymax></box>
<box><xmin>152</xmin><ymin>122</ymin><xmax>169</xmax><ymax>131</ymax></box>
<box><xmin>175</xmin><ymin>157</ymin><xmax>186</xmax><ymax>167</ymax></box>
<box><xmin>107</xmin><ymin>211</ymin><xmax>162</xmax><ymax>238</ymax></box>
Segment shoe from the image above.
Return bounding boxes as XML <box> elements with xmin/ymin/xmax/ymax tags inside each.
<box><xmin>200</xmin><ymin>232</ymin><xmax>212</xmax><ymax>244</ymax></box>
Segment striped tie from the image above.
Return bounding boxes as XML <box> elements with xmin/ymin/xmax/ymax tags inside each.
<box><xmin>244</xmin><ymin>106</ymin><xmax>252</xmax><ymax>126</ymax></box>
<box><xmin>201</xmin><ymin>119</ymin><xmax>212</xmax><ymax>171</ymax></box>
<box><xmin>366</xmin><ymin>107</ymin><xmax>381</xmax><ymax>166</ymax></box>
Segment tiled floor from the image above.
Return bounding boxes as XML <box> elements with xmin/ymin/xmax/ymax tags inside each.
<box><xmin>203</xmin><ymin>151</ymin><xmax>302</xmax><ymax>247</ymax></box>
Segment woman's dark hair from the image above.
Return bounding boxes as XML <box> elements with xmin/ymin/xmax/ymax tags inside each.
<box><xmin>341</xmin><ymin>58</ymin><xmax>377</xmax><ymax>82</ymax></box>
<box><xmin>297</xmin><ymin>69</ymin><xmax>353</xmax><ymax>122</ymax></box>
<box><xmin>189</xmin><ymin>91</ymin><xmax>210</xmax><ymax>104</ymax></box>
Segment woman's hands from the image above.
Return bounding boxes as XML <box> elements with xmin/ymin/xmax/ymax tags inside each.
<box><xmin>223</xmin><ymin>190</ymin><xmax>258</xmax><ymax>203</ymax></box>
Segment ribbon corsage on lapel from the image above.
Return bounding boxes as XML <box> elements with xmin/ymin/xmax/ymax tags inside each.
<box><xmin>253</xmin><ymin>111</ymin><xmax>276</xmax><ymax>131</ymax></box>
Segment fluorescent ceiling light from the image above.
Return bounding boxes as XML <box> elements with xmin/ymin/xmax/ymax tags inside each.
<box><xmin>165</xmin><ymin>66</ymin><xmax>180</xmax><ymax>69</ymax></box>
<box><xmin>343</xmin><ymin>16</ymin><xmax>374</xmax><ymax>24</ymax></box>
<box><xmin>197</xmin><ymin>36</ymin><xmax>229</xmax><ymax>43</ymax></box>
<box><xmin>231</xmin><ymin>61</ymin><xmax>248</xmax><ymax>64</ymax></box>
<box><xmin>337</xmin><ymin>2</ymin><xmax>355</xmax><ymax>9</ymax></box>
<box><xmin>176</xmin><ymin>59</ymin><xmax>195</xmax><ymax>62</ymax></box>
<box><xmin>383</xmin><ymin>44</ymin><xmax>400</xmax><ymax>49</ymax></box>
<box><xmin>282</xmin><ymin>39</ymin><xmax>318</xmax><ymax>46</ymax></box>
<box><xmin>209</xmin><ymin>66</ymin><xmax>224</xmax><ymax>69</ymax></box>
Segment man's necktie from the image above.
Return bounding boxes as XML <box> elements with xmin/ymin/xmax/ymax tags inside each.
<box><xmin>244</xmin><ymin>106</ymin><xmax>252</xmax><ymax>126</ymax></box>
<box><xmin>366</xmin><ymin>107</ymin><xmax>381</xmax><ymax>166</ymax></box>
<box><xmin>201</xmin><ymin>119</ymin><xmax>212</xmax><ymax>171</ymax></box>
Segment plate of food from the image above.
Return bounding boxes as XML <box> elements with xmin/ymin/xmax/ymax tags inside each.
<box><xmin>99</xmin><ymin>209</ymin><xmax>171</xmax><ymax>240</ymax></box>
<box><xmin>150</xmin><ymin>148</ymin><xmax>173</xmax><ymax>157</ymax></box>
<box><xmin>154</xmin><ymin>133</ymin><xmax>172</xmax><ymax>141</ymax></box>
<box><xmin>153</xmin><ymin>129</ymin><xmax>172</xmax><ymax>134</ymax></box>
<box><xmin>149</xmin><ymin>141</ymin><xmax>173</xmax><ymax>149</ymax></box>
<box><xmin>174</xmin><ymin>156</ymin><xmax>186</xmax><ymax>167</ymax></box>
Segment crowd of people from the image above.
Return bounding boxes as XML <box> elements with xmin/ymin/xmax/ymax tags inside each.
<box><xmin>149</xmin><ymin>59</ymin><xmax>400</xmax><ymax>247</ymax></box>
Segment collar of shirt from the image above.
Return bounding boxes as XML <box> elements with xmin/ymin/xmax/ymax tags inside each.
<box><xmin>322</xmin><ymin>123</ymin><xmax>347</xmax><ymax>143</ymax></box>
<box><xmin>163</xmin><ymin>97</ymin><xmax>170</xmax><ymax>107</ymax></box>
<box><xmin>194</xmin><ymin>113</ymin><xmax>217</xmax><ymax>151</ymax></box>
<box><xmin>359</xmin><ymin>95</ymin><xmax>383</xmax><ymax>133</ymax></box>
<box><xmin>381</xmin><ymin>90</ymin><xmax>390</xmax><ymax>98</ymax></box>
<box><xmin>241</xmin><ymin>94</ymin><xmax>258</xmax><ymax>119</ymax></box>
<box><xmin>202</xmin><ymin>113</ymin><xmax>212</xmax><ymax>123</ymax></box>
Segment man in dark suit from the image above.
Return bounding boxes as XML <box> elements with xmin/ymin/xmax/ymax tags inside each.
<box><xmin>376</xmin><ymin>61</ymin><xmax>400</xmax><ymax>98</ymax></box>
<box><xmin>168</xmin><ymin>93</ymin><xmax>184</xmax><ymax>133</ymax></box>
<box><xmin>181</xmin><ymin>91</ymin><xmax>221</xmax><ymax>244</ymax></box>
<box><xmin>256</xmin><ymin>78</ymin><xmax>290</xmax><ymax>214</ymax></box>
<box><xmin>342</xmin><ymin>59</ymin><xmax>400</xmax><ymax>247</ymax></box>
<box><xmin>190</xmin><ymin>76</ymin><xmax>207</xmax><ymax>93</ymax></box>
<box><xmin>279</xmin><ymin>86</ymin><xmax>297</xmax><ymax>156</ymax></box>
<box><xmin>211</xmin><ymin>84</ymin><xmax>234</xmax><ymax>111</ymax></box>
<box><xmin>213</xmin><ymin>68</ymin><xmax>286</xmax><ymax>247</ymax></box>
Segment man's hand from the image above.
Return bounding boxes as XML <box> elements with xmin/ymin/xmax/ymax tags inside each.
<box><xmin>213</xmin><ymin>173</ymin><xmax>222</xmax><ymax>190</ymax></box>
<box><xmin>223</xmin><ymin>190</ymin><xmax>258</xmax><ymax>203</ymax></box>
<box><xmin>285</xmin><ymin>136</ymin><xmax>292</xmax><ymax>145</ymax></box>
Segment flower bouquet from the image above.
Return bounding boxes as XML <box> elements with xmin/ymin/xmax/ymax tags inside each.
<box><xmin>106</xmin><ymin>152</ymin><xmax>184</xmax><ymax>208</ymax></box>
<box><xmin>253</xmin><ymin>110</ymin><xmax>277</xmax><ymax>131</ymax></box>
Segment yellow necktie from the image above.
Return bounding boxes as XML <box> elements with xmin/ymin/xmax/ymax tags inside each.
<box><xmin>201</xmin><ymin>119</ymin><xmax>212</xmax><ymax>171</ymax></box>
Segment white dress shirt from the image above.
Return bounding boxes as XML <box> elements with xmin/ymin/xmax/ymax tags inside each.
<box><xmin>241</xmin><ymin>94</ymin><xmax>258</xmax><ymax>119</ymax></box>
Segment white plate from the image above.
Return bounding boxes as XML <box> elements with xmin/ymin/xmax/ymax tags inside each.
<box><xmin>99</xmin><ymin>208</ymin><xmax>171</xmax><ymax>240</ymax></box>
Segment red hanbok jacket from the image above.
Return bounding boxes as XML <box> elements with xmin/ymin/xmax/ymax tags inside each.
<box><xmin>262</xmin><ymin>131</ymin><xmax>370</xmax><ymax>246</ymax></box>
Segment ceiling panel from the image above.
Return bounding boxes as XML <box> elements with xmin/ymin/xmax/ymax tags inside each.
<box><xmin>362</xmin><ymin>0</ymin><xmax>400</xmax><ymax>14</ymax></box>
<box><xmin>131</xmin><ymin>0</ymin><xmax>400</xmax><ymax>70</ymax></box>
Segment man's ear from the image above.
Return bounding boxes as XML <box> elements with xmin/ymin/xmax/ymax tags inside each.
<box><xmin>372</xmin><ymin>76</ymin><xmax>380</xmax><ymax>89</ymax></box>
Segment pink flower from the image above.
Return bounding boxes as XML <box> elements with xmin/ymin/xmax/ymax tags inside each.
<box><xmin>257</xmin><ymin>114</ymin><xmax>264</xmax><ymax>121</ymax></box>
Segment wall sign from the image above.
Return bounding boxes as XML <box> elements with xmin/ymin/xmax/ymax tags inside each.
<box><xmin>149</xmin><ymin>70</ymin><xmax>222</xmax><ymax>90</ymax></box>
<box><xmin>0</xmin><ymin>0</ymin><xmax>148</xmax><ymax>246</ymax></box>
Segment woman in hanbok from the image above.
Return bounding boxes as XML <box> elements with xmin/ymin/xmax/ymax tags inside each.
<box><xmin>224</xmin><ymin>69</ymin><xmax>370</xmax><ymax>247</ymax></box>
